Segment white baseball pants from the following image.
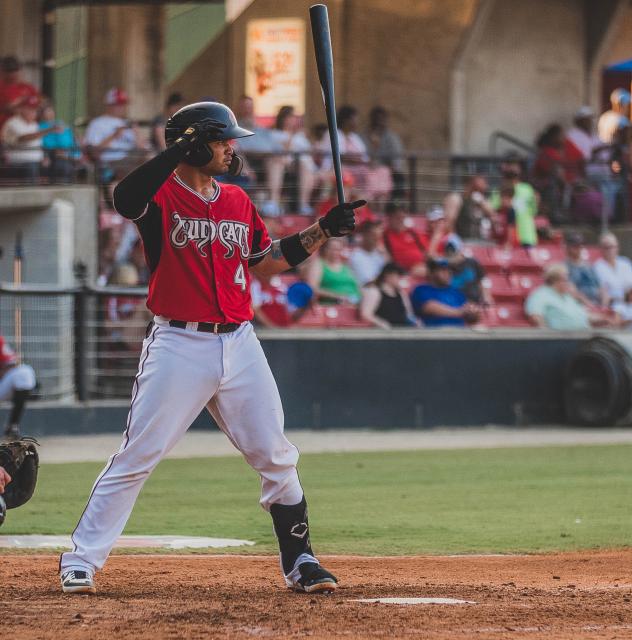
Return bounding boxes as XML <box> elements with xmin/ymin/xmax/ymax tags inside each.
<box><xmin>61</xmin><ymin>318</ymin><xmax>304</xmax><ymax>573</ymax></box>
<box><xmin>0</xmin><ymin>364</ymin><xmax>36</xmax><ymax>400</ymax></box>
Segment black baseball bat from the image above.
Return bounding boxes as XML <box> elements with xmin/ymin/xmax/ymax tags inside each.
<box><xmin>310</xmin><ymin>3</ymin><xmax>345</xmax><ymax>206</ymax></box>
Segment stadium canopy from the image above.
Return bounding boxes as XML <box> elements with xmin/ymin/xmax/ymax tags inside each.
<box><xmin>606</xmin><ymin>59</ymin><xmax>632</xmax><ymax>72</ymax></box>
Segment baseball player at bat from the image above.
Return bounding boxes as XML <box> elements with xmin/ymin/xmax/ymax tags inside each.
<box><xmin>59</xmin><ymin>101</ymin><xmax>365</xmax><ymax>595</ymax></box>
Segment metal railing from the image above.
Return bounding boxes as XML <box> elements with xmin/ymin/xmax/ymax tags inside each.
<box><xmin>0</xmin><ymin>284</ymin><xmax>149</xmax><ymax>402</ymax></box>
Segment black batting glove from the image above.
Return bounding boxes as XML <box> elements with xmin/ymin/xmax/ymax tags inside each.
<box><xmin>318</xmin><ymin>200</ymin><xmax>366</xmax><ymax>237</ymax></box>
<box><xmin>174</xmin><ymin>118</ymin><xmax>227</xmax><ymax>152</ymax></box>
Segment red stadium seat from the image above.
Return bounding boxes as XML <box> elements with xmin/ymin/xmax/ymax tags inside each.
<box><xmin>508</xmin><ymin>248</ymin><xmax>542</xmax><ymax>273</ymax></box>
<box><xmin>581</xmin><ymin>246</ymin><xmax>601</xmax><ymax>263</ymax></box>
<box><xmin>532</xmin><ymin>246</ymin><xmax>565</xmax><ymax>264</ymax></box>
<box><xmin>482</xmin><ymin>274</ymin><xmax>521</xmax><ymax>303</ymax></box>
<box><xmin>464</xmin><ymin>245</ymin><xmax>507</xmax><ymax>274</ymax></box>
<box><xmin>484</xmin><ymin>304</ymin><xmax>532</xmax><ymax>328</ymax></box>
<box><xmin>294</xmin><ymin>305</ymin><xmax>327</xmax><ymax>328</ymax></box>
<box><xmin>277</xmin><ymin>215</ymin><xmax>309</xmax><ymax>237</ymax></box>
<box><xmin>510</xmin><ymin>273</ymin><xmax>543</xmax><ymax>295</ymax></box>
<box><xmin>323</xmin><ymin>304</ymin><xmax>373</xmax><ymax>328</ymax></box>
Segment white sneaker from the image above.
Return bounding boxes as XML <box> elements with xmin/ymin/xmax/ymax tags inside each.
<box><xmin>60</xmin><ymin>569</ymin><xmax>96</xmax><ymax>594</ymax></box>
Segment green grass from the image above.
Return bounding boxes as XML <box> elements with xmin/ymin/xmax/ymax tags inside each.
<box><xmin>3</xmin><ymin>445</ymin><xmax>632</xmax><ymax>555</ymax></box>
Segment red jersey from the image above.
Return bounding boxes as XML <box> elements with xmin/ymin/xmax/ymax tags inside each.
<box><xmin>0</xmin><ymin>81</ymin><xmax>38</xmax><ymax>129</ymax></box>
<box><xmin>137</xmin><ymin>173</ymin><xmax>272</xmax><ymax>323</ymax></box>
<box><xmin>383</xmin><ymin>227</ymin><xmax>428</xmax><ymax>270</ymax></box>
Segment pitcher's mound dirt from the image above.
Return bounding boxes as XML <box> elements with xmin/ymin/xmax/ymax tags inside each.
<box><xmin>2</xmin><ymin>550</ymin><xmax>631</xmax><ymax>639</ymax></box>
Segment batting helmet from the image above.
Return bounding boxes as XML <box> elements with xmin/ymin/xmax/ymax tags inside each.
<box><xmin>165</xmin><ymin>101</ymin><xmax>254</xmax><ymax>168</ymax></box>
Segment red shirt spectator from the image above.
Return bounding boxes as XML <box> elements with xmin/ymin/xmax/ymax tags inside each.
<box><xmin>0</xmin><ymin>56</ymin><xmax>38</xmax><ymax>131</ymax></box>
<box><xmin>383</xmin><ymin>202</ymin><xmax>428</xmax><ymax>277</ymax></box>
<box><xmin>251</xmin><ymin>275</ymin><xmax>292</xmax><ymax>327</ymax></box>
<box><xmin>418</xmin><ymin>206</ymin><xmax>452</xmax><ymax>257</ymax></box>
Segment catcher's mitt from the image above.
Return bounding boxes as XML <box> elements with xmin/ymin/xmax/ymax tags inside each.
<box><xmin>0</xmin><ymin>437</ymin><xmax>39</xmax><ymax>512</ymax></box>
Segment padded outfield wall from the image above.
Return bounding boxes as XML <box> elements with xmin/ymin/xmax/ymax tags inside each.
<box><xmin>0</xmin><ymin>330</ymin><xmax>592</xmax><ymax>435</ymax></box>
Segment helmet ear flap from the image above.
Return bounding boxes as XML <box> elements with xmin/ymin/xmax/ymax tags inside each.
<box><xmin>184</xmin><ymin>143</ymin><xmax>213</xmax><ymax>167</ymax></box>
<box><xmin>228</xmin><ymin>154</ymin><xmax>244</xmax><ymax>176</ymax></box>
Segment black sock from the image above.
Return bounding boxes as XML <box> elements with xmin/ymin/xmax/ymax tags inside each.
<box><xmin>270</xmin><ymin>496</ymin><xmax>314</xmax><ymax>574</ymax></box>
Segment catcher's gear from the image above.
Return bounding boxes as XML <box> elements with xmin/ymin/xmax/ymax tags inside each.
<box><xmin>318</xmin><ymin>200</ymin><xmax>366</xmax><ymax>237</ymax></box>
<box><xmin>0</xmin><ymin>437</ymin><xmax>39</xmax><ymax>513</ymax></box>
<box><xmin>165</xmin><ymin>102</ymin><xmax>253</xmax><ymax>170</ymax></box>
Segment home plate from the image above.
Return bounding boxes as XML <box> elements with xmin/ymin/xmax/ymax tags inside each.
<box><xmin>0</xmin><ymin>535</ymin><xmax>255</xmax><ymax>549</ymax></box>
<box><xmin>354</xmin><ymin>598</ymin><xmax>476</xmax><ymax>605</ymax></box>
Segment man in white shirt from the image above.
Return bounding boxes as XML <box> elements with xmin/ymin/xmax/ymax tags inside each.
<box><xmin>348</xmin><ymin>220</ymin><xmax>387</xmax><ymax>286</ymax></box>
<box><xmin>566</xmin><ymin>106</ymin><xmax>602</xmax><ymax>161</ymax></box>
<box><xmin>598</xmin><ymin>89</ymin><xmax>631</xmax><ymax>145</ymax></box>
<box><xmin>1</xmin><ymin>95</ymin><xmax>58</xmax><ymax>180</ymax></box>
<box><xmin>84</xmin><ymin>88</ymin><xmax>147</xmax><ymax>178</ymax></box>
<box><xmin>593</xmin><ymin>232</ymin><xmax>632</xmax><ymax>304</ymax></box>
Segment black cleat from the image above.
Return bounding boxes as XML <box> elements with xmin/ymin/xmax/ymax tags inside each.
<box><xmin>294</xmin><ymin>562</ymin><xmax>338</xmax><ymax>593</ymax></box>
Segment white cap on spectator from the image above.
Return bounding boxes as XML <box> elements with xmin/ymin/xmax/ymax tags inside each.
<box><xmin>426</xmin><ymin>206</ymin><xmax>445</xmax><ymax>222</ymax></box>
<box><xmin>574</xmin><ymin>105</ymin><xmax>594</xmax><ymax>119</ymax></box>
<box><xmin>104</xmin><ymin>87</ymin><xmax>129</xmax><ymax>106</ymax></box>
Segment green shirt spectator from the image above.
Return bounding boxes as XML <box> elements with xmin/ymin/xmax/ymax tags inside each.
<box><xmin>490</xmin><ymin>182</ymin><xmax>538</xmax><ymax>247</ymax></box>
<box><xmin>306</xmin><ymin>238</ymin><xmax>361</xmax><ymax>304</ymax></box>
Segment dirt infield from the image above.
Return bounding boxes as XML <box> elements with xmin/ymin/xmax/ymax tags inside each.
<box><xmin>2</xmin><ymin>551</ymin><xmax>631</xmax><ymax>639</ymax></box>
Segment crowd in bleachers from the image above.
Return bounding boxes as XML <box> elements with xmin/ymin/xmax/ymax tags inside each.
<box><xmin>4</xmin><ymin>52</ymin><xmax>632</xmax><ymax>331</ymax></box>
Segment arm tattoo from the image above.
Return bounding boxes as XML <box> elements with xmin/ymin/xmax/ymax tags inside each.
<box><xmin>299</xmin><ymin>225</ymin><xmax>325</xmax><ymax>253</ymax></box>
<box><xmin>269</xmin><ymin>240</ymin><xmax>284</xmax><ymax>260</ymax></box>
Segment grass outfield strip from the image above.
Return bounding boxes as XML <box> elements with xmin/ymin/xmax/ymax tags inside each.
<box><xmin>2</xmin><ymin>445</ymin><xmax>631</xmax><ymax>555</ymax></box>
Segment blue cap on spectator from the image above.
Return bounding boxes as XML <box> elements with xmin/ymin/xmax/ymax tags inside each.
<box><xmin>611</xmin><ymin>88</ymin><xmax>631</xmax><ymax>106</ymax></box>
<box><xmin>287</xmin><ymin>282</ymin><xmax>313</xmax><ymax>309</ymax></box>
<box><xmin>427</xmin><ymin>257</ymin><xmax>450</xmax><ymax>271</ymax></box>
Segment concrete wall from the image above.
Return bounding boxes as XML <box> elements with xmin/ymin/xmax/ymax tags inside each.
<box><xmin>168</xmin><ymin>0</ymin><xmax>476</xmax><ymax>151</ymax></box>
<box><xmin>0</xmin><ymin>0</ymin><xmax>43</xmax><ymax>89</ymax></box>
<box><xmin>0</xmin><ymin>186</ymin><xmax>98</xmax><ymax>284</ymax></box>
<box><xmin>455</xmin><ymin>0</ymin><xmax>585</xmax><ymax>153</ymax></box>
<box><xmin>86</xmin><ymin>4</ymin><xmax>165</xmax><ymax>120</ymax></box>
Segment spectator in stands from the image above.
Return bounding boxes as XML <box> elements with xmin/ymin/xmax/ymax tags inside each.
<box><xmin>150</xmin><ymin>92</ymin><xmax>186</xmax><ymax>152</ymax></box>
<box><xmin>363</xmin><ymin>106</ymin><xmax>406</xmax><ymax>198</ymax></box>
<box><xmin>360</xmin><ymin>263</ymin><xmax>416</xmax><ymax>328</ymax></box>
<box><xmin>455</xmin><ymin>175</ymin><xmax>495</xmax><ymax>240</ymax></box>
<box><xmin>491</xmin><ymin>184</ymin><xmax>516</xmax><ymax>246</ymax></box>
<box><xmin>348</xmin><ymin>220</ymin><xmax>387</xmax><ymax>286</ymax></box>
<box><xmin>567</xmin><ymin>106</ymin><xmax>603</xmax><ymax>162</ymax></box>
<box><xmin>231</xmin><ymin>95</ymin><xmax>283</xmax><ymax>214</ymax></box>
<box><xmin>1</xmin><ymin>95</ymin><xmax>55</xmax><ymax>180</ymax></box>
<box><xmin>598</xmin><ymin>88</ymin><xmax>631</xmax><ymax>145</ymax></box>
<box><xmin>445</xmin><ymin>237</ymin><xmax>489</xmax><ymax>304</ymax></box>
<box><xmin>0</xmin><ymin>56</ymin><xmax>38</xmax><ymax>131</ymax></box>
<box><xmin>594</xmin><ymin>232</ymin><xmax>632</xmax><ymax>305</ymax></box>
<box><xmin>525</xmin><ymin>263</ymin><xmax>616</xmax><ymax>330</ymax></box>
<box><xmin>565</xmin><ymin>232</ymin><xmax>605</xmax><ymax>306</ymax></box>
<box><xmin>84</xmin><ymin>88</ymin><xmax>147</xmax><ymax>181</ymax></box>
<box><xmin>612</xmin><ymin>288</ymin><xmax>632</xmax><ymax>328</ymax></box>
<box><xmin>490</xmin><ymin>156</ymin><xmax>538</xmax><ymax>247</ymax></box>
<box><xmin>39</xmin><ymin>99</ymin><xmax>80</xmax><ymax>182</ymax></box>
<box><xmin>323</xmin><ymin>104</ymin><xmax>392</xmax><ymax>202</ymax></box>
<box><xmin>267</xmin><ymin>105</ymin><xmax>323</xmax><ymax>215</ymax></box>
<box><xmin>305</xmin><ymin>238</ymin><xmax>361</xmax><ymax>304</ymax></box>
<box><xmin>410</xmin><ymin>257</ymin><xmax>481</xmax><ymax>328</ymax></box>
<box><xmin>250</xmin><ymin>275</ymin><xmax>292</xmax><ymax>328</ymax></box>
<box><xmin>0</xmin><ymin>336</ymin><xmax>37</xmax><ymax>439</ymax></box>
<box><xmin>420</xmin><ymin>205</ymin><xmax>456</xmax><ymax>257</ymax></box>
<box><xmin>383</xmin><ymin>200</ymin><xmax>427</xmax><ymax>278</ymax></box>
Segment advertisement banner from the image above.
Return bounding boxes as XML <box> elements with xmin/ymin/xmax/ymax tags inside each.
<box><xmin>245</xmin><ymin>18</ymin><xmax>306</xmax><ymax>121</ymax></box>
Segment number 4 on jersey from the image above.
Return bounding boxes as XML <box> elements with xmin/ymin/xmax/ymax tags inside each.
<box><xmin>234</xmin><ymin>263</ymin><xmax>247</xmax><ymax>291</ymax></box>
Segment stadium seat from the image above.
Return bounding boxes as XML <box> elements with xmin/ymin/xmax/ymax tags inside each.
<box><xmin>276</xmin><ymin>273</ymin><xmax>299</xmax><ymax>289</ymax></box>
<box><xmin>484</xmin><ymin>304</ymin><xmax>532</xmax><ymax>328</ymax></box>
<box><xmin>277</xmin><ymin>214</ymin><xmax>310</xmax><ymax>237</ymax></box>
<box><xmin>510</xmin><ymin>274</ymin><xmax>543</xmax><ymax>296</ymax></box>
<box><xmin>581</xmin><ymin>246</ymin><xmax>601</xmax><ymax>263</ymax></box>
<box><xmin>465</xmin><ymin>245</ymin><xmax>507</xmax><ymax>274</ymax></box>
<box><xmin>482</xmin><ymin>274</ymin><xmax>520</xmax><ymax>303</ymax></box>
<box><xmin>507</xmin><ymin>248</ymin><xmax>543</xmax><ymax>274</ymax></box>
<box><xmin>532</xmin><ymin>246</ymin><xmax>565</xmax><ymax>264</ymax></box>
<box><xmin>294</xmin><ymin>305</ymin><xmax>327</xmax><ymax>328</ymax></box>
<box><xmin>323</xmin><ymin>304</ymin><xmax>373</xmax><ymax>328</ymax></box>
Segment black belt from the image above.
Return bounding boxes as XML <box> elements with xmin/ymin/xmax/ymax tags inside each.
<box><xmin>168</xmin><ymin>320</ymin><xmax>241</xmax><ymax>334</ymax></box>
